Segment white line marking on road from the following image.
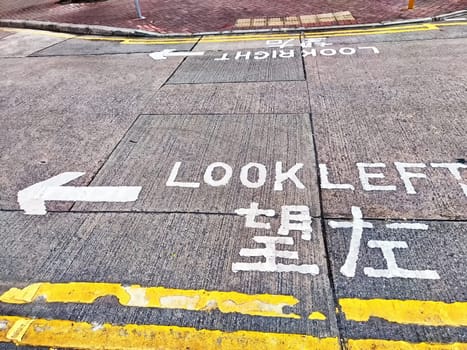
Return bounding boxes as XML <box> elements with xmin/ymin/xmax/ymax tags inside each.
<box><xmin>17</xmin><ymin>172</ymin><xmax>142</xmax><ymax>215</ymax></box>
<box><xmin>357</xmin><ymin>163</ymin><xmax>396</xmax><ymax>192</ymax></box>
<box><xmin>386</xmin><ymin>223</ymin><xmax>429</xmax><ymax>230</ymax></box>
<box><xmin>149</xmin><ymin>49</ymin><xmax>205</xmax><ymax>60</ymax></box>
<box><xmin>319</xmin><ymin>164</ymin><xmax>354</xmax><ymax>190</ymax></box>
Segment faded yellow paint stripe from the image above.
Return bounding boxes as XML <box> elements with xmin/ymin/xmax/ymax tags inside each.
<box><xmin>347</xmin><ymin>339</ymin><xmax>467</xmax><ymax>350</ymax></box>
<box><xmin>308</xmin><ymin>311</ymin><xmax>327</xmax><ymax>320</ymax></box>
<box><xmin>5</xmin><ymin>318</ymin><xmax>33</xmax><ymax>342</ymax></box>
<box><xmin>340</xmin><ymin>298</ymin><xmax>467</xmax><ymax>327</ymax></box>
<box><xmin>0</xmin><ymin>282</ymin><xmax>300</xmax><ymax>319</ymax></box>
<box><xmin>0</xmin><ymin>316</ymin><xmax>339</xmax><ymax>350</ymax></box>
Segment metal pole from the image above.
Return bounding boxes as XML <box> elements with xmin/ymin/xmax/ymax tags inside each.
<box><xmin>134</xmin><ymin>0</ymin><xmax>145</xmax><ymax>19</ymax></box>
<box><xmin>408</xmin><ymin>0</ymin><xmax>415</xmax><ymax>9</ymax></box>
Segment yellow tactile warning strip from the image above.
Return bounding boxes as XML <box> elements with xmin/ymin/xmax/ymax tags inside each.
<box><xmin>0</xmin><ymin>282</ymin><xmax>303</xmax><ymax>319</ymax></box>
<box><xmin>340</xmin><ymin>298</ymin><xmax>467</xmax><ymax>327</ymax></box>
<box><xmin>1</xmin><ymin>316</ymin><xmax>466</xmax><ymax>350</ymax></box>
<box><xmin>234</xmin><ymin>12</ymin><xmax>356</xmax><ymax>28</ymax></box>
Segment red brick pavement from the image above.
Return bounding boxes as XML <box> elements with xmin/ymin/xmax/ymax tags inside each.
<box><xmin>1</xmin><ymin>0</ymin><xmax>466</xmax><ymax>34</ymax></box>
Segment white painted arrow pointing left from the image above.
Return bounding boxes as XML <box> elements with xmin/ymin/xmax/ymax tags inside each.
<box><xmin>17</xmin><ymin>172</ymin><xmax>142</xmax><ymax>215</ymax></box>
<box><xmin>149</xmin><ymin>49</ymin><xmax>205</xmax><ymax>60</ymax></box>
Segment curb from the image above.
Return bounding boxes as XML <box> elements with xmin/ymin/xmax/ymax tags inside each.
<box><xmin>433</xmin><ymin>9</ymin><xmax>467</xmax><ymax>21</ymax></box>
<box><xmin>0</xmin><ymin>19</ymin><xmax>166</xmax><ymax>37</ymax></box>
<box><xmin>1</xmin><ymin>10</ymin><xmax>467</xmax><ymax>38</ymax></box>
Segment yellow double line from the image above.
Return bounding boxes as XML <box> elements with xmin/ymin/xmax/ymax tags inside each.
<box><xmin>0</xmin><ymin>282</ymin><xmax>466</xmax><ymax>349</ymax></box>
<box><xmin>85</xmin><ymin>22</ymin><xmax>467</xmax><ymax>44</ymax></box>
<box><xmin>2</xmin><ymin>282</ymin><xmax>467</xmax><ymax>326</ymax></box>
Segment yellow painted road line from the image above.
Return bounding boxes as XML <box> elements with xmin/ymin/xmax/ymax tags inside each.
<box><xmin>347</xmin><ymin>339</ymin><xmax>467</xmax><ymax>350</ymax></box>
<box><xmin>304</xmin><ymin>23</ymin><xmax>440</xmax><ymax>38</ymax></box>
<box><xmin>0</xmin><ymin>316</ymin><xmax>339</xmax><ymax>350</ymax></box>
<box><xmin>1</xmin><ymin>316</ymin><xmax>466</xmax><ymax>350</ymax></box>
<box><xmin>91</xmin><ymin>23</ymin><xmax>451</xmax><ymax>44</ymax></box>
<box><xmin>437</xmin><ymin>22</ymin><xmax>467</xmax><ymax>27</ymax></box>
<box><xmin>3</xmin><ymin>283</ymin><xmax>467</xmax><ymax>327</ymax></box>
<box><xmin>340</xmin><ymin>298</ymin><xmax>467</xmax><ymax>327</ymax></box>
<box><xmin>79</xmin><ymin>33</ymin><xmax>299</xmax><ymax>45</ymax></box>
<box><xmin>198</xmin><ymin>33</ymin><xmax>301</xmax><ymax>42</ymax></box>
<box><xmin>0</xmin><ymin>282</ymin><xmax>301</xmax><ymax>319</ymax></box>
<box><xmin>308</xmin><ymin>311</ymin><xmax>327</xmax><ymax>320</ymax></box>
<box><xmin>116</xmin><ymin>24</ymin><xmax>439</xmax><ymax>44</ymax></box>
<box><xmin>90</xmin><ymin>22</ymin><xmax>464</xmax><ymax>44</ymax></box>
<box><xmin>304</xmin><ymin>22</ymin><xmax>440</xmax><ymax>35</ymax></box>
<box><xmin>305</xmin><ymin>27</ymin><xmax>435</xmax><ymax>38</ymax></box>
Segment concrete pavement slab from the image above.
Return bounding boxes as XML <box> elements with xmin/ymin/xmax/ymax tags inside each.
<box><xmin>306</xmin><ymin>38</ymin><xmax>467</xmax><ymax>219</ymax></box>
<box><xmin>325</xmin><ymin>218</ymin><xmax>467</xmax><ymax>342</ymax></box>
<box><xmin>0</xmin><ymin>211</ymin><xmax>337</xmax><ymax>337</ymax></box>
<box><xmin>33</xmin><ymin>37</ymin><xmax>196</xmax><ymax>56</ymax></box>
<box><xmin>144</xmin><ymin>81</ymin><xmax>310</xmax><ymax>114</ymax></box>
<box><xmin>0</xmin><ymin>32</ymin><xmax>67</xmax><ymax>57</ymax></box>
<box><xmin>72</xmin><ymin>114</ymin><xmax>320</xmax><ymax>215</ymax></box>
<box><xmin>168</xmin><ymin>48</ymin><xmax>304</xmax><ymax>84</ymax></box>
<box><xmin>0</xmin><ymin>54</ymin><xmax>182</xmax><ymax>211</ymax></box>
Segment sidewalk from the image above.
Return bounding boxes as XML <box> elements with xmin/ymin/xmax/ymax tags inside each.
<box><xmin>1</xmin><ymin>0</ymin><xmax>466</xmax><ymax>34</ymax></box>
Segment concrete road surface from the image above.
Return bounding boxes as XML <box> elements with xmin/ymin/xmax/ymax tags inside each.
<box><xmin>0</xmin><ymin>22</ymin><xmax>466</xmax><ymax>349</ymax></box>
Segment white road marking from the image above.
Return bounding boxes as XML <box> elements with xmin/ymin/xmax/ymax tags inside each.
<box><xmin>364</xmin><ymin>240</ymin><xmax>440</xmax><ymax>280</ymax></box>
<box><xmin>328</xmin><ymin>206</ymin><xmax>373</xmax><ymax>278</ymax></box>
<box><xmin>394</xmin><ymin>162</ymin><xmax>427</xmax><ymax>194</ymax></box>
<box><xmin>149</xmin><ymin>49</ymin><xmax>205</xmax><ymax>60</ymax></box>
<box><xmin>386</xmin><ymin>223</ymin><xmax>429</xmax><ymax>230</ymax></box>
<box><xmin>17</xmin><ymin>172</ymin><xmax>141</xmax><ymax>215</ymax></box>
<box><xmin>319</xmin><ymin>164</ymin><xmax>355</xmax><ymax>190</ymax></box>
<box><xmin>357</xmin><ymin>163</ymin><xmax>396</xmax><ymax>191</ymax></box>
